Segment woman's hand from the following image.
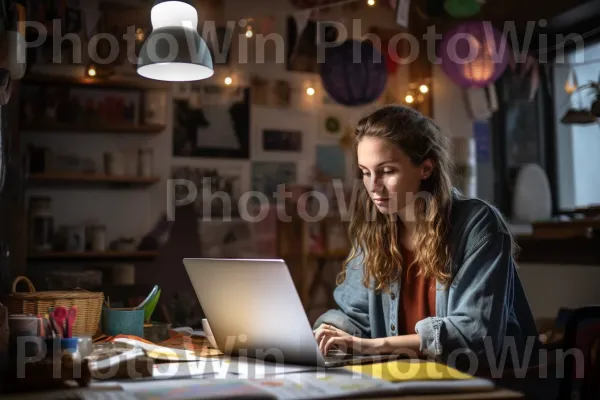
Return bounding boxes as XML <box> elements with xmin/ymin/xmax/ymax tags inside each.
<box><xmin>313</xmin><ymin>324</ymin><xmax>383</xmax><ymax>355</ymax></box>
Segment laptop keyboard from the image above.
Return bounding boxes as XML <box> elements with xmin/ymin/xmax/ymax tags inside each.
<box><xmin>323</xmin><ymin>351</ymin><xmax>352</xmax><ymax>364</ymax></box>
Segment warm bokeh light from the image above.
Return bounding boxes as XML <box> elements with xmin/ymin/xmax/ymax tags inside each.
<box><xmin>419</xmin><ymin>84</ymin><xmax>429</xmax><ymax>94</ymax></box>
<box><xmin>367</xmin><ymin>0</ymin><xmax>376</xmax><ymax>6</ymax></box>
<box><xmin>405</xmin><ymin>94</ymin><xmax>414</xmax><ymax>104</ymax></box>
<box><xmin>306</xmin><ymin>87</ymin><xmax>315</xmax><ymax>96</ymax></box>
<box><xmin>224</xmin><ymin>76</ymin><xmax>233</xmax><ymax>85</ymax></box>
<box><xmin>245</xmin><ymin>27</ymin><xmax>253</xmax><ymax>38</ymax></box>
<box><xmin>87</xmin><ymin>66</ymin><xmax>97</xmax><ymax>77</ymax></box>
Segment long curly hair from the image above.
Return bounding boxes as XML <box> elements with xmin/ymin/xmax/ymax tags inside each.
<box><xmin>339</xmin><ymin>105</ymin><xmax>455</xmax><ymax>291</ymax></box>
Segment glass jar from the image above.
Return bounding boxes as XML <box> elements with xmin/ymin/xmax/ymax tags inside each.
<box><xmin>89</xmin><ymin>224</ymin><xmax>107</xmax><ymax>252</ymax></box>
<box><xmin>28</xmin><ymin>196</ymin><xmax>53</xmax><ymax>252</ymax></box>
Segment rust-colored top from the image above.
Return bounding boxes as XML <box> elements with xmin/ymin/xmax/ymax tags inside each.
<box><xmin>399</xmin><ymin>247</ymin><xmax>437</xmax><ymax>335</ymax></box>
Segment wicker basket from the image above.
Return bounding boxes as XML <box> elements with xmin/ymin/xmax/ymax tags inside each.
<box><xmin>3</xmin><ymin>276</ymin><xmax>104</xmax><ymax>336</ymax></box>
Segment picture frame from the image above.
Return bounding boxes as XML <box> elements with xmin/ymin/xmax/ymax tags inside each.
<box><xmin>251</xmin><ymin>161</ymin><xmax>297</xmax><ymax>203</ymax></box>
<box><xmin>262</xmin><ymin>129</ymin><xmax>303</xmax><ymax>152</ymax></box>
<box><xmin>251</xmin><ymin>107</ymin><xmax>314</xmax><ymax>162</ymax></box>
<box><xmin>318</xmin><ymin>109</ymin><xmax>348</xmax><ymax>144</ymax></box>
<box><xmin>172</xmin><ymin>87</ymin><xmax>251</xmax><ymax>159</ymax></box>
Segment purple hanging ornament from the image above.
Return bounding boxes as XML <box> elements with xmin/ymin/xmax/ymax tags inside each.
<box><xmin>320</xmin><ymin>40</ymin><xmax>388</xmax><ymax>106</ymax></box>
<box><xmin>438</xmin><ymin>21</ymin><xmax>510</xmax><ymax>88</ymax></box>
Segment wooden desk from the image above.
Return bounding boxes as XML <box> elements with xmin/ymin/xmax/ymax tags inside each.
<box><xmin>8</xmin><ymin>386</ymin><xmax>524</xmax><ymax>399</ymax></box>
<box><xmin>376</xmin><ymin>389</ymin><xmax>523</xmax><ymax>399</ymax></box>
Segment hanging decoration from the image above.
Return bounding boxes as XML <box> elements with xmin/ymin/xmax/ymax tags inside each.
<box><xmin>564</xmin><ymin>68</ymin><xmax>578</xmax><ymax>95</ymax></box>
<box><xmin>320</xmin><ymin>39</ymin><xmax>388</xmax><ymax>106</ymax></box>
<box><xmin>443</xmin><ymin>0</ymin><xmax>481</xmax><ymax>18</ymax></box>
<box><xmin>560</xmin><ymin>80</ymin><xmax>600</xmax><ymax>125</ymax></box>
<box><xmin>438</xmin><ymin>20</ymin><xmax>510</xmax><ymax>88</ymax></box>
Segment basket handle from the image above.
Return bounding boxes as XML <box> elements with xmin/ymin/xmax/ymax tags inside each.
<box><xmin>12</xmin><ymin>276</ymin><xmax>36</xmax><ymax>293</ymax></box>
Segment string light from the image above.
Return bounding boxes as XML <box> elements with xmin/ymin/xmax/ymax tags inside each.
<box><xmin>245</xmin><ymin>26</ymin><xmax>253</xmax><ymax>38</ymax></box>
<box><xmin>87</xmin><ymin>65</ymin><xmax>97</xmax><ymax>77</ymax></box>
<box><xmin>135</xmin><ymin>27</ymin><xmax>145</xmax><ymax>42</ymax></box>
<box><xmin>419</xmin><ymin>84</ymin><xmax>429</xmax><ymax>94</ymax></box>
<box><xmin>405</xmin><ymin>94</ymin><xmax>414</xmax><ymax>104</ymax></box>
<box><xmin>306</xmin><ymin>87</ymin><xmax>315</xmax><ymax>96</ymax></box>
<box><xmin>367</xmin><ymin>0</ymin><xmax>376</xmax><ymax>6</ymax></box>
<box><xmin>224</xmin><ymin>76</ymin><xmax>233</xmax><ymax>85</ymax></box>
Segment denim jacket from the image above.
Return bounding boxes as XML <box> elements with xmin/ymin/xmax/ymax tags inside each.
<box><xmin>315</xmin><ymin>191</ymin><xmax>540</xmax><ymax>370</ymax></box>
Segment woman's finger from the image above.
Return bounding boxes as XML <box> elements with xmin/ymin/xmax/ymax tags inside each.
<box><xmin>319</xmin><ymin>332</ymin><xmax>332</xmax><ymax>354</ymax></box>
<box><xmin>318</xmin><ymin>330</ymin><xmax>340</xmax><ymax>354</ymax></box>
<box><xmin>313</xmin><ymin>324</ymin><xmax>330</xmax><ymax>339</ymax></box>
<box><xmin>323</xmin><ymin>335</ymin><xmax>351</xmax><ymax>355</ymax></box>
<box><xmin>314</xmin><ymin>327</ymin><xmax>338</xmax><ymax>344</ymax></box>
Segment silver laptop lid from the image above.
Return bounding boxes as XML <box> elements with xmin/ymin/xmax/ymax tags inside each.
<box><xmin>183</xmin><ymin>258</ymin><xmax>325</xmax><ymax>367</ymax></box>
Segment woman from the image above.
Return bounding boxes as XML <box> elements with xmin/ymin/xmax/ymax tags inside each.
<box><xmin>314</xmin><ymin>105</ymin><xmax>539</xmax><ymax>373</ymax></box>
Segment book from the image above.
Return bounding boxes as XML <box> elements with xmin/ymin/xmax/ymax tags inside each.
<box><xmin>345</xmin><ymin>359</ymin><xmax>473</xmax><ymax>382</ymax></box>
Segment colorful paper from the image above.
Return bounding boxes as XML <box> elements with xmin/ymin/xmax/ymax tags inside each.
<box><xmin>345</xmin><ymin>360</ymin><xmax>473</xmax><ymax>382</ymax></box>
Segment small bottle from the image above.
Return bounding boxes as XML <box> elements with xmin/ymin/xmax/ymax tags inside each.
<box><xmin>28</xmin><ymin>196</ymin><xmax>53</xmax><ymax>252</ymax></box>
<box><xmin>90</xmin><ymin>225</ymin><xmax>107</xmax><ymax>252</ymax></box>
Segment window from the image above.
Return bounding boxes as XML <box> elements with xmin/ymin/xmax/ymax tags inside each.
<box><xmin>553</xmin><ymin>41</ymin><xmax>600</xmax><ymax>210</ymax></box>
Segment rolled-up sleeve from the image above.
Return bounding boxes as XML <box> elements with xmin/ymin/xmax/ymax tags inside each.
<box><xmin>415</xmin><ymin>230</ymin><xmax>513</xmax><ymax>364</ymax></box>
<box><xmin>313</xmin><ymin>255</ymin><xmax>371</xmax><ymax>338</ymax></box>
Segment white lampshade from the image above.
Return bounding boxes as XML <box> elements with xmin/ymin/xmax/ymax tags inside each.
<box><xmin>137</xmin><ymin>0</ymin><xmax>214</xmax><ymax>82</ymax></box>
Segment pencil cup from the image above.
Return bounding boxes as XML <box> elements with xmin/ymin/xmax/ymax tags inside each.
<box><xmin>102</xmin><ymin>308</ymin><xmax>144</xmax><ymax>338</ymax></box>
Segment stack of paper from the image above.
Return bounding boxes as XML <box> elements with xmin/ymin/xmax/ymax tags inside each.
<box><xmin>346</xmin><ymin>360</ymin><xmax>495</xmax><ymax>395</ymax></box>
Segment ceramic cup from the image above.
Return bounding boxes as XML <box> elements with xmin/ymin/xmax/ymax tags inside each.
<box><xmin>102</xmin><ymin>308</ymin><xmax>144</xmax><ymax>338</ymax></box>
<box><xmin>201</xmin><ymin>318</ymin><xmax>219</xmax><ymax>350</ymax></box>
<box><xmin>8</xmin><ymin>314</ymin><xmax>43</xmax><ymax>358</ymax></box>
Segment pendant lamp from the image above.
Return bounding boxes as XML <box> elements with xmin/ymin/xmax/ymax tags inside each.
<box><xmin>137</xmin><ymin>0</ymin><xmax>214</xmax><ymax>82</ymax></box>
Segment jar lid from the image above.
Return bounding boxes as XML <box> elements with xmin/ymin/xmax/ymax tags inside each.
<box><xmin>45</xmin><ymin>337</ymin><xmax>79</xmax><ymax>353</ymax></box>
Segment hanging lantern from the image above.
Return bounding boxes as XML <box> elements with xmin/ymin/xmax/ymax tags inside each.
<box><xmin>444</xmin><ymin>0</ymin><xmax>481</xmax><ymax>18</ymax></box>
<box><xmin>320</xmin><ymin>39</ymin><xmax>388</xmax><ymax>106</ymax></box>
<box><xmin>438</xmin><ymin>21</ymin><xmax>510</xmax><ymax>88</ymax></box>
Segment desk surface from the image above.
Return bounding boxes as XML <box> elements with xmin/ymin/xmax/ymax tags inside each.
<box><xmin>377</xmin><ymin>388</ymin><xmax>523</xmax><ymax>399</ymax></box>
<box><xmin>11</xmin><ymin>386</ymin><xmax>524</xmax><ymax>400</ymax></box>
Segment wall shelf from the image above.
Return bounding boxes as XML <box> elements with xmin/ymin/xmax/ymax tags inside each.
<box><xmin>28</xmin><ymin>251</ymin><xmax>159</xmax><ymax>262</ymax></box>
<box><xmin>21</xmin><ymin>121</ymin><xmax>166</xmax><ymax>134</ymax></box>
<box><xmin>22</xmin><ymin>73</ymin><xmax>171</xmax><ymax>91</ymax></box>
<box><xmin>28</xmin><ymin>173</ymin><xmax>160</xmax><ymax>186</ymax></box>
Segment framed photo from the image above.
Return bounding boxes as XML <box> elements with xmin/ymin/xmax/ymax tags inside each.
<box><xmin>316</xmin><ymin>145</ymin><xmax>346</xmax><ymax>181</ymax></box>
<box><xmin>172</xmin><ymin>87</ymin><xmax>250</xmax><ymax>159</ymax></box>
<box><xmin>251</xmin><ymin>161</ymin><xmax>297</xmax><ymax>202</ymax></box>
<box><xmin>262</xmin><ymin>129</ymin><xmax>302</xmax><ymax>152</ymax></box>
<box><xmin>318</xmin><ymin>110</ymin><xmax>348</xmax><ymax>144</ymax></box>
<box><xmin>252</xmin><ymin>107</ymin><xmax>314</xmax><ymax>161</ymax></box>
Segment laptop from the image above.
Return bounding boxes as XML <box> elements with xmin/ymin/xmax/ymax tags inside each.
<box><xmin>183</xmin><ymin>258</ymin><xmax>401</xmax><ymax>368</ymax></box>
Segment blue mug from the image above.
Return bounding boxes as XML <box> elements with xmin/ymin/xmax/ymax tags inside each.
<box><xmin>102</xmin><ymin>308</ymin><xmax>144</xmax><ymax>337</ymax></box>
